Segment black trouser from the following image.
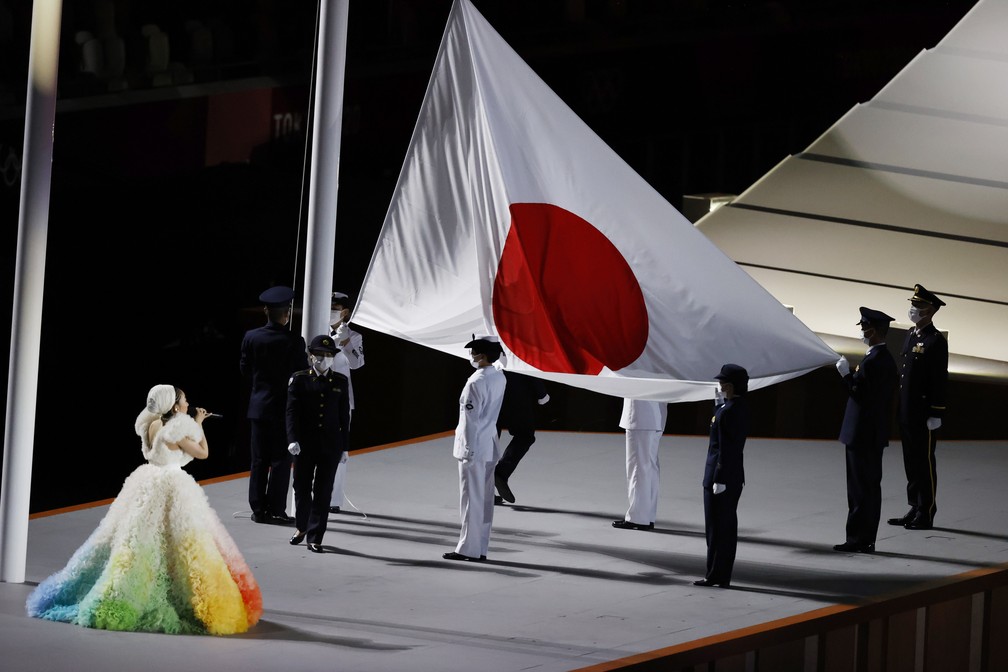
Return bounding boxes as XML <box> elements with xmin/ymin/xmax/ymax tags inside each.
<box><xmin>703</xmin><ymin>484</ymin><xmax>743</xmax><ymax>584</ymax></box>
<box><xmin>845</xmin><ymin>443</ymin><xmax>883</xmax><ymax>544</ymax></box>
<box><xmin>495</xmin><ymin>428</ymin><xmax>536</xmax><ymax>481</ymax></box>
<box><xmin>249</xmin><ymin>417</ymin><xmax>292</xmax><ymax>516</ymax></box>
<box><xmin>293</xmin><ymin>448</ymin><xmax>339</xmax><ymax>544</ymax></box>
<box><xmin>899</xmin><ymin>417</ymin><xmax>938</xmax><ymax>522</ymax></box>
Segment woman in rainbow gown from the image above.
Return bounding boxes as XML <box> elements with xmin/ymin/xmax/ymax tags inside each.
<box><xmin>26</xmin><ymin>384</ymin><xmax>262</xmax><ymax>635</ymax></box>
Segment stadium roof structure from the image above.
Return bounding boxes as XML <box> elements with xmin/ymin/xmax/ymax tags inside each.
<box><xmin>695</xmin><ymin>0</ymin><xmax>1008</xmax><ymax>381</ymax></box>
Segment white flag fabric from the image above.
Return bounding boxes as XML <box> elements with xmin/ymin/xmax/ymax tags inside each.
<box><xmin>353</xmin><ymin>0</ymin><xmax>838</xmax><ymax>402</ymax></box>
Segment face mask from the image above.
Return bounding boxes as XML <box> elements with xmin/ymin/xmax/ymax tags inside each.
<box><xmin>312</xmin><ymin>355</ymin><xmax>333</xmax><ymax>372</ymax></box>
<box><xmin>861</xmin><ymin>329</ymin><xmax>873</xmax><ymax>345</ymax></box>
<box><xmin>908</xmin><ymin>307</ymin><xmax>923</xmax><ymax>324</ymax></box>
<box><xmin>330</xmin><ymin>310</ymin><xmax>344</xmax><ymax>325</ymax></box>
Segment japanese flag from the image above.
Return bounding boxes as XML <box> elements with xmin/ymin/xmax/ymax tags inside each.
<box><xmin>353</xmin><ymin>0</ymin><xmax>837</xmax><ymax>402</ymax></box>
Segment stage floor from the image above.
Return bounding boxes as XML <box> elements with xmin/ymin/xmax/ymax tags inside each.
<box><xmin>3</xmin><ymin>432</ymin><xmax>1007</xmax><ymax>672</ymax></box>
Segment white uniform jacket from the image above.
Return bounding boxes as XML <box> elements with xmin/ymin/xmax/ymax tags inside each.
<box><xmin>330</xmin><ymin>325</ymin><xmax>364</xmax><ymax>410</ymax></box>
<box><xmin>453</xmin><ymin>365</ymin><xmax>507</xmax><ymax>463</ymax></box>
<box><xmin>619</xmin><ymin>398</ymin><xmax>668</xmax><ymax>431</ymax></box>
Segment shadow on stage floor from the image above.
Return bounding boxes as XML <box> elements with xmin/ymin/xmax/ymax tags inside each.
<box><xmin>4</xmin><ymin>432</ymin><xmax>1007</xmax><ymax>672</ymax></box>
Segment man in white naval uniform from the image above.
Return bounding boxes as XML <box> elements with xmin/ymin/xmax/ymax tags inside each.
<box><xmin>443</xmin><ymin>335</ymin><xmax>507</xmax><ymax>562</ymax></box>
<box><xmin>612</xmin><ymin>398</ymin><xmax>668</xmax><ymax>531</ymax></box>
<box><xmin>328</xmin><ymin>292</ymin><xmax>364</xmax><ymax>514</ymax></box>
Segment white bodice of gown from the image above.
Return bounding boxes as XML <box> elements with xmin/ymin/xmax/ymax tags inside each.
<box><xmin>140</xmin><ymin>413</ymin><xmax>202</xmax><ymax>468</ymax></box>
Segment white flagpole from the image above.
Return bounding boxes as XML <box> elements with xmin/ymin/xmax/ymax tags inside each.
<box><xmin>0</xmin><ymin>0</ymin><xmax>63</xmax><ymax>584</ymax></box>
<box><xmin>290</xmin><ymin>0</ymin><xmax>349</xmax><ymax>517</ymax></box>
<box><xmin>302</xmin><ymin>0</ymin><xmax>349</xmax><ymax>345</ymax></box>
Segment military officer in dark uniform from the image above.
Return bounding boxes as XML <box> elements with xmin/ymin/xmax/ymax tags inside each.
<box><xmin>493</xmin><ymin>366</ymin><xmax>549</xmax><ymax>505</ymax></box>
<box><xmin>286</xmin><ymin>335</ymin><xmax>350</xmax><ymax>553</ymax></box>
<box><xmin>888</xmin><ymin>284</ymin><xmax>948</xmax><ymax>530</ymax></box>
<box><xmin>695</xmin><ymin>363</ymin><xmax>750</xmax><ymax>588</ymax></box>
<box><xmin>240</xmin><ymin>286</ymin><xmax>309</xmax><ymax>525</ymax></box>
<box><xmin>834</xmin><ymin>307</ymin><xmax>898</xmax><ymax>553</ymax></box>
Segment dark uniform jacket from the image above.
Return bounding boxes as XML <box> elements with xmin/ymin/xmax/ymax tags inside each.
<box><xmin>497</xmin><ymin>371</ymin><xmax>548</xmax><ymax>430</ymax></box>
<box><xmin>285</xmin><ymin>369</ymin><xmax>351</xmax><ymax>455</ymax></box>
<box><xmin>898</xmin><ymin>323</ymin><xmax>948</xmax><ymax>423</ymax></box>
<box><xmin>703</xmin><ymin>396</ymin><xmax>749</xmax><ymax>489</ymax></box>
<box><xmin>839</xmin><ymin>345</ymin><xmax>898</xmax><ymax>448</ymax></box>
<box><xmin>240</xmin><ymin>322</ymin><xmax>309</xmax><ymax>420</ymax></box>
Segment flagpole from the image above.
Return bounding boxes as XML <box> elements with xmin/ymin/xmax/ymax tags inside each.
<box><xmin>290</xmin><ymin>0</ymin><xmax>349</xmax><ymax>517</ymax></box>
<box><xmin>0</xmin><ymin>0</ymin><xmax>63</xmax><ymax>584</ymax></box>
<box><xmin>302</xmin><ymin>0</ymin><xmax>349</xmax><ymax>342</ymax></box>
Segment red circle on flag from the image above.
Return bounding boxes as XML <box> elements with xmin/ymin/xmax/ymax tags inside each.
<box><xmin>492</xmin><ymin>203</ymin><xmax>648</xmax><ymax>375</ymax></box>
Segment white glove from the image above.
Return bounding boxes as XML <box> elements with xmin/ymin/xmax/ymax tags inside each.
<box><xmin>714</xmin><ymin>386</ymin><xmax>724</xmax><ymax>406</ymax></box>
<box><xmin>713</xmin><ymin>483</ymin><xmax>726</xmax><ymax>495</ymax></box>
<box><xmin>287</xmin><ymin>442</ymin><xmax>301</xmax><ymax>456</ymax></box>
<box><xmin>334</xmin><ymin>322</ymin><xmax>349</xmax><ymax>344</ymax></box>
<box><xmin>538</xmin><ymin>393</ymin><xmax>550</xmax><ymax>405</ymax></box>
<box><xmin>835</xmin><ymin>356</ymin><xmax>850</xmax><ymax>377</ymax></box>
<box><xmin>339</xmin><ymin>450</ymin><xmax>349</xmax><ymax>464</ymax></box>
<box><xmin>926</xmin><ymin>417</ymin><xmax>942</xmax><ymax>431</ymax></box>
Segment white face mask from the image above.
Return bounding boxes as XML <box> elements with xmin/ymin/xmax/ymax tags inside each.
<box><xmin>312</xmin><ymin>355</ymin><xmax>334</xmax><ymax>372</ymax></box>
<box><xmin>861</xmin><ymin>329</ymin><xmax>874</xmax><ymax>345</ymax></box>
<box><xmin>908</xmin><ymin>307</ymin><xmax>923</xmax><ymax>324</ymax></box>
<box><xmin>330</xmin><ymin>310</ymin><xmax>344</xmax><ymax>325</ymax></box>
<box><xmin>470</xmin><ymin>351</ymin><xmax>483</xmax><ymax>368</ymax></box>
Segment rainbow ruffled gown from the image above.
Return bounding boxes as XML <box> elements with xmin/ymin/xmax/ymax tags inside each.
<box><xmin>26</xmin><ymin>413</ymin><xmax>262</xmax><ymax>635</ymax></box>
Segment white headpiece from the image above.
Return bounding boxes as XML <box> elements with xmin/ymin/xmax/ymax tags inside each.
<box><xmin>145</xmin><ymin>384</ymin><xmax>177</xmax><ymax>416</ymax></box>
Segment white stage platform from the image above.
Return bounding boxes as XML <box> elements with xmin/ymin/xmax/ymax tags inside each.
<box><xmin>3</xmin><ymin>432</ymin><xmax>1007</xmax><ymax>672</ymax></box>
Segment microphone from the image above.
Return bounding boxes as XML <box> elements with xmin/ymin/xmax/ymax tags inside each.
<box><xmin>188</xmin><ymin>408</ymin><xmax>223</xmax><ymax>419</ymax></box>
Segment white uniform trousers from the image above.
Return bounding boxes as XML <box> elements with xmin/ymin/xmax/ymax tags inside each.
<box><xmin>330</xmin><ymin>452</ymin><xmax>349</xmax><ymax>507</ymax></box>
<box><xmin>456</xmin><ymin>459</ymin><xmax>496</xmax><ymax>558</ymax></box>
<box><xmin>330</xmin><ymin>411</ymin><xmax>352</xmax><ymax>508</ymax></box>
<box><xmin>624</xmin><ymin>428</ymin><xmax>661</xmax><ymax>525</ymax></box>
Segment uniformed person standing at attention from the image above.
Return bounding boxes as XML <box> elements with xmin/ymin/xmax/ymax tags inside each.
<box><xmin>612</xmin><ymin>398</ymin><xmax>667</xmax><ymax>531</ymax></box>
<box><xmin>834</xmin><ymin>307</ymin><xmax>898</xmax><ymax>553</ymax></box>
<box><xmin>443</xmin><ymin>335</ymin><xmax>507</xmax><ymax>562</ymax></box>
<box><xmin>888</xmin><ymin>284</ymin><xmax>948</xmax><ymax>531</ymax></box>
<box><xmin>286</xmin><ymin>335</ymin><xmax>350</xmax><ymax>553</ymax></box>
<box><xmin>696</xmin><ymin>364</ymin><xmax>750</xmax><ymax>588</ymax></box>
<box><xmin>240</xmin><ymin>286</ymin><xmax>309</xmax><ymax>525</ymax></box>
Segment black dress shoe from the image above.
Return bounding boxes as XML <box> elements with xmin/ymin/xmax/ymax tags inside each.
<box><xmin>307</xmin><ymin>543</ymin><xmax>324</xmax><ymax>553</ymax></box>
<box><xmin>442</xmin><ymin>551</ymin><xmax>481</xmax><ymax>562</ymax></box>
<box><xmin>494</xmin><ymin>495</ymin><xmax>505</xmax><ymax>506</ymax></box>
<box><xmin>693</xmin><ymin>578</ymin><xmax>730</xmax><ymax>588</ymax></box>
<box><xmin>887</xmin><ymin>509</ymin><xmax>916</xmax><ymax>526</ymax></box>
<box><xmin>612</xmin><ymin>520</ymin><xmax>654</xmax><ymax>531</ymax></box>
<box><xmin>328</xmin><ymin>506</ymin><xmax>341</xmax><ymax>514</ymax></box>
<box><xmin>495</xmin><ymin>475</ymin><xmax>516</xmax><ymax>503</ymax></box>
<box><xmin>268</xmin><ymin>513</ymin><xmax>295</xmax><ymax>526</ymax></box>
<box><xmin>905</xmin><ymin>516</ymin><xmax>933</xmax><ymax>530</ymax></box>
<box><xmin>833</xmin><ymin>541</ymin><xmax>875</xmax><ymax>553</ymax></box>
<box><xmin>290</xmin><ymin>530</ymin><xmax>306</xmax><ymax>545</ymax></box>
<box><xmin>251</xmin><ymin>512</ymin><xmax>268</xmax><ymax>524</ymax></box>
